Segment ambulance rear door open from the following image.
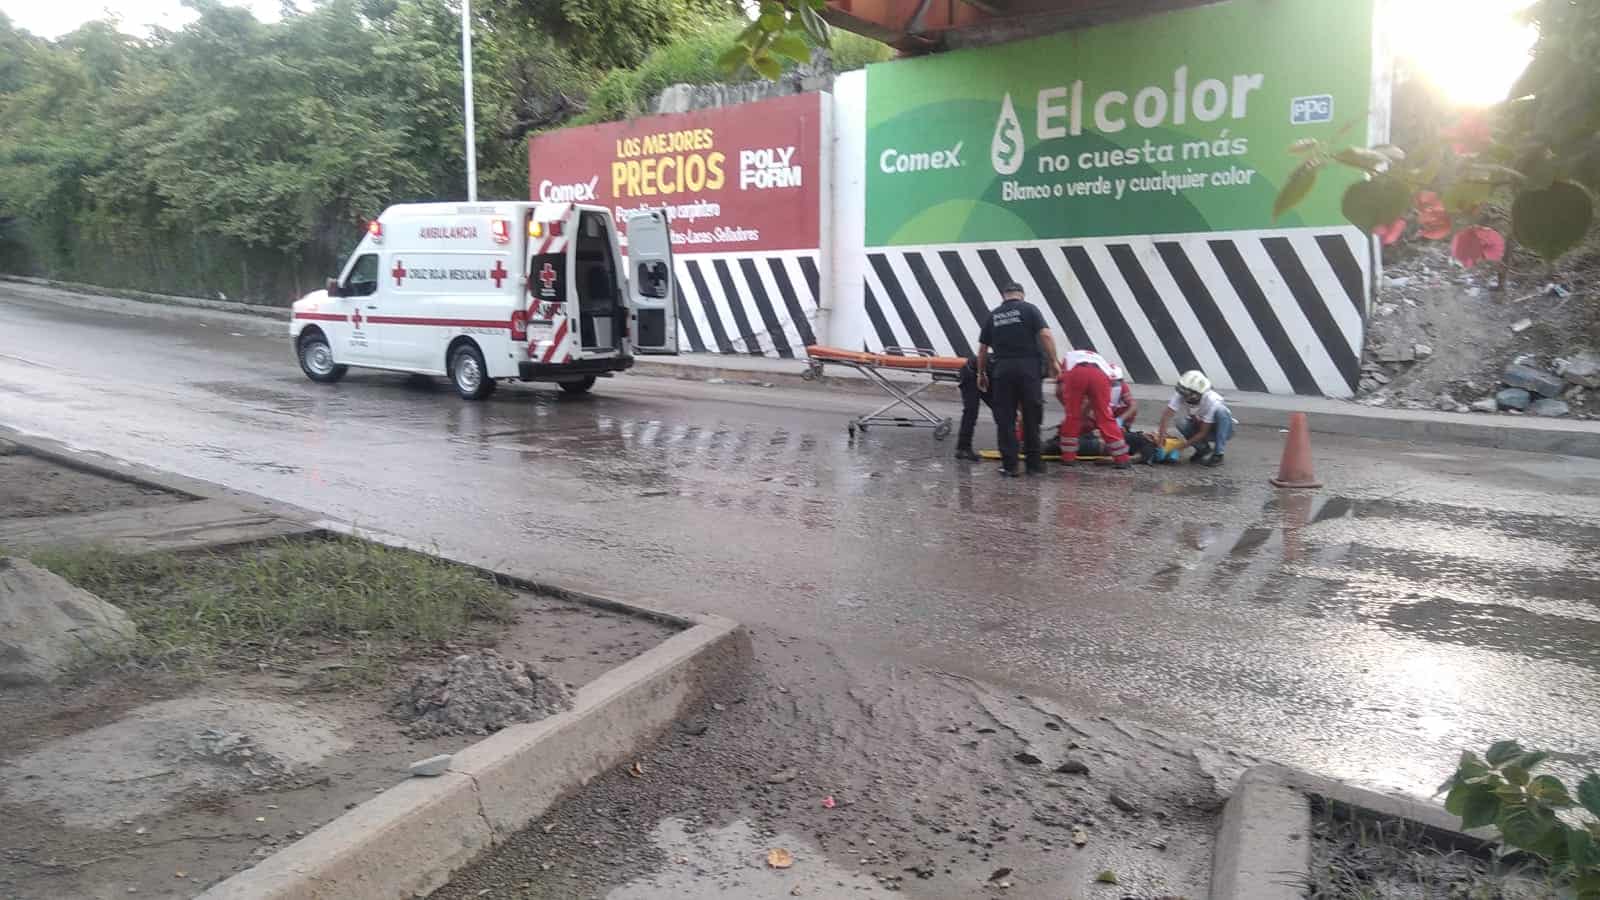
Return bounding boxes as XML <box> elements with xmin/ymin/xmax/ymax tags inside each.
<box><xmin>524</xmin><ymin>204</ymin><xmax>576</xmax><ymax>364</ymax></box>
<box><xmin>626</xmin><ymin>209</ymin><xmax>678</xmax><ymax>355</ymax></box>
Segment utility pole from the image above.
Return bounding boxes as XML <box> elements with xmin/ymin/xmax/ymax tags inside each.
<box><xmin>461</xmin><ymin>0</ymin><xmax>478</xmax><ymax>201</ymax></box>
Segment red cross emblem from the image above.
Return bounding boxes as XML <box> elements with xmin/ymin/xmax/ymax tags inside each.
<box><xmin>490</xmin><ymin>260</ymin><xmax>508</xmax><ymax>289</ymax></box>
<box><xmin>351</xmin><ymin>308</ymin><xmax>364</xmax><ymax>329</ymax></box>
<box><xmin>391</xmin><ymin>260</ymin><xmax>407</xmax><ymax>287</ymax></box>
<box><xmin>538</xmin><ymin>262</ymin><xmax>558</xmax><ymax>292</ymax></box>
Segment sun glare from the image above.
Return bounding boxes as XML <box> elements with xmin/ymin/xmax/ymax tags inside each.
<box><xmin>1388</xmin><ymin>0</ymin><xmax>1539</xmax><ymax>107</ymax></box>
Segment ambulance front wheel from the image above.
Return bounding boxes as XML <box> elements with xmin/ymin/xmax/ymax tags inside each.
<box><xmin>449</xmin><ymin>343</ymin><xmax>494</xmax><ymax>401</ymax></box>
<box><xmin>298</xmin><ymin>333</ymin><xmax>347</xmax><ymax>383</ymax></box>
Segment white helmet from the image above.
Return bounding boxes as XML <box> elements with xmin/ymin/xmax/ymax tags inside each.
<box><xmin>1107</xmin><ymin>363</ymin><xmax>1125</xmax><ymax>381</ymax></box>
<box><xmin>1177</xmin><ymin>370</ymin><xmax>1211</xmax><ymax>395</ymax></box>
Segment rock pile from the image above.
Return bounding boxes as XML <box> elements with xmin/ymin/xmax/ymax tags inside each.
<box><xmin>394</xmin><ymin>649</ymin><xmax>574</xmax><ymax>738</ymax></box>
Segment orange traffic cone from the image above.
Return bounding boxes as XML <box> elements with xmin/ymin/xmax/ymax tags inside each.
<box><xmin>1270</xmin><ymin>412</ymin><xmax>1323</xmax><ymax>489</ymax></box>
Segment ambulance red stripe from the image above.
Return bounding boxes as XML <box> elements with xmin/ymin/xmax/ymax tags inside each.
<box><xmin>540</xmin><ymin>320</ymin><xmax>569</xmax><ymax>363</ymax></box>
<box><xmin>293</xmin><ymin>312</ymin><xmax>348</xmax><ymax>322</ymax></box>
<box><xmin>366</xmin><ymin>316</ymin><xmax>511</xmax><ymax>329</ymax></box>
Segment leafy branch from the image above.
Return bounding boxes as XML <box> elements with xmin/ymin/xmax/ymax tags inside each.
<box><xmin>718</xmin><ymin>0</ymin><xmax>832</xmax><ymax>80</ymax></box>
<box><xmin>1441</xmin><ymin>741</ymin><xmax>1600</xmax><ymax>898</ymax></box>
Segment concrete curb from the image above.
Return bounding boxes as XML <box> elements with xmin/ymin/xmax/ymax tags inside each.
<box><xmin>0</xmin><ymin>273</ymin><xmax>290</xmax><ymax>320</ymax></box>
<box><xmin>1210</xmin><ymin>764</ymin><xmax>1496</xmax><ymax>899</ymax></box>
<box><xmin>3</xmin><ymin>426</ymin><xmax>755</xmax><ymax>899</ymax></box>
<box><xmin>198</xmin><ymin>616</ymin><xmax>749</xmax><ymax>900</ymax></box>
<box><xmin>1209</xmin><ymin>768</ymin><xmax>1312</xmax><ymax>900</ymax></box>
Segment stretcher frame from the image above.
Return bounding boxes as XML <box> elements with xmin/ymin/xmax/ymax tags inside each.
<box><xmin>802</xmin><ymin>346</ymin><xmax>960</xmax><ymax>440</ymax></box>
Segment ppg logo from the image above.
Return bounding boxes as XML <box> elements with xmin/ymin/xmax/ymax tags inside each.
<box><xmin>1291</xmin><ymin>95</ymin><xmax>1334</xmax><ymax>125</ymax></box>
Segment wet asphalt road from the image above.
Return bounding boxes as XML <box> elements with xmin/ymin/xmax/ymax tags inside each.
<box><xmin>2</xmin><ymin>284</ymin><xmax>1598</xmax><ymax>797</ymax></box>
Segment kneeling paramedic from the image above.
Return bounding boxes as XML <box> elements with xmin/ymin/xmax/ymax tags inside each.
<box><xmin>976</xmin><ymin>283</ymin><xmax>1059</xmax><ymax>476</ymax></box>
<box><xmin>1155</xmin><ymin>370</ymin><xmax>1234</xmax><ymax>467</ymax></box>
<box><xmin>1057</xmin><ymin>349</ymin><xmax>1132</xmax><ymax>468</ymax></box>
<box><xmin>1046</xmin><ymin>361</ymin><xmax>1136</xmax><ymax>457</ymax></box>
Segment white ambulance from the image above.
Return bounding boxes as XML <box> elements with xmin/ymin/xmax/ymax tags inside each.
<box><xmin>290</xmin><ymin>201</ymin><xmax>677</xmax><ymax>399</ymax></box>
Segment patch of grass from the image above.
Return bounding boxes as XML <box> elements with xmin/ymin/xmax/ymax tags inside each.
<box><xmin>1308</xmin><ymin>804</ymin><xmax>1560</xmax><ymax>899</ymax></box>
<box><xmin>28</xmin><ymin>538</ymin><xmax>514</xmax><ymax>677</ymax></box>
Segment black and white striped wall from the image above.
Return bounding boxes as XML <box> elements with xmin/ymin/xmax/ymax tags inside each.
<box><xmin>673</xmin><ymin>250</ymin><xmax>823</xmax><ymax>360</ymax></box>
<box><xmin>854</xmin><ymin>228</ymin><xmax>1370</xmax><ymax>398</ymax></box>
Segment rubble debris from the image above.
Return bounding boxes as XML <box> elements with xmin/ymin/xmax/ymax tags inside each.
<box><xmin>1495</xmin><ymin>388</ymin><xmax>1532</xmax><ymax>411</ymax></box>
<box><xmin>409</xmin><ymin>754</ymin><xmax>452</xmax><ymax>777</ymax></box>
<box><xmin>1529</xmin><ymin>398</ymin><xmax>1570</xmax><ymax>418</ymax></box>
<box><xmin>1502</xmin><ymin>364</ymin><xmax>1566</xmax><ymax>398</ymax></box>
<box><xmin>1560</xmin><ymin>352</ymin><xmax>1600</xmax><ymax>388</ymax></box>
<box><xmin>394</xmin><ymin>649</ymin><xmax>572</xmax><ymax>738</ymax></box>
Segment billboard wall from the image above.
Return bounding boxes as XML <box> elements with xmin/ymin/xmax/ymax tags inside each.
<box><xmin>528</xmin><ymin>93</ymin><xmax>828</xmax><ymax>358</ymax></box>
<box><xmin>855</xmin><ymin>0</ymin><xmax>1377</xmax><ymax>396</ymax></box>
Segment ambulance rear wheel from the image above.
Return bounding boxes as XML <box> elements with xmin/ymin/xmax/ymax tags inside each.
<box><xmin>559</xmin><ymin>377</ymin><xmax>597</xmax><ymax>396</ymax></box>
<box><xmin>298</xmin><ymin>333</ymin><xmax>347</xmax><ymax>383</ymax></box>
<box><xmin>449</xmin><ymin>343</ymin><xmax>493</xmax><ymax>401</ymax></box>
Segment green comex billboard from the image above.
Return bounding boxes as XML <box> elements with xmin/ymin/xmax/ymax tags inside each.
<box><xmin>864</xmin><ymin>0</ymin><xmax>1375</xmax><ymax>246</ymax></box>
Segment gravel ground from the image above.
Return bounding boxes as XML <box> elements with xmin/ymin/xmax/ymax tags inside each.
<box><xmin>433</xmin><ymin>630</ymin><xmax>1240</xmax><ymax>899</ymax></box>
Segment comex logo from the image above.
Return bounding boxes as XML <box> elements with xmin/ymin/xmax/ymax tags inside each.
<box><xmin>991</xmin><ymin>92</ymin><xmax>1024</xmax><ymax>175</ymax></box>
<box><xmin>1290</xmin><ymin>94</ymin><xmax>1333</xmax><ymax>125</ymax></box>
<box><xmin>538</xmin><ymin>176</ymin><xmax>599</xmax><ymax>202</ymax></box>
<box><xmin>878</xmin><ymin>142</ymin><xmax>964</xmax><ymax>174</ymax></box>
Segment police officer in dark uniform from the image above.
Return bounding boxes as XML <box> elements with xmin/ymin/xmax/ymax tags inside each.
<box><xmin>953</xmin><ymin>355</ymin><xmax>991</xmax><ymax>461</ymax></box>
<box><xmin>976</xmin><ymin>282</ymin><xmax>1060</xmax><ymax>476</ymax></box>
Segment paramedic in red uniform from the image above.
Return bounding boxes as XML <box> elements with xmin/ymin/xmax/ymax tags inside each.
<box><xmin>1057</xmin><ymin>348</ymin><xmax>1133</xmax><ymax>469</ymax></box>
<box><xmin>976</xmin><ymin>282</ymin><xmax>1060</xmax><ymax>476</ymax></box>
<box><xmin>1046</xmin><ymin>361</ymin><xmax>1136</xmax><ymax>457</ymax></box>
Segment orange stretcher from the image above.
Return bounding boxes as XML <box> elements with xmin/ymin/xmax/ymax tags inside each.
<box><xmin>802</xmin><ymin>345</ymin><xmax>966</xmax><ymax>439</ymax></box>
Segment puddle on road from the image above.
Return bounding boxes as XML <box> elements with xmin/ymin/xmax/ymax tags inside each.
<box><xmin>607</xmin><ymin>817</ymin><xmax>897</xmax><ymax>899</ymax></box>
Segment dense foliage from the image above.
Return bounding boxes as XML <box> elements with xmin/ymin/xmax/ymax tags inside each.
<box><xmin>0</xmin><ymin>0</ymin><xmax>885</xmax><ymax>303</ymax></box>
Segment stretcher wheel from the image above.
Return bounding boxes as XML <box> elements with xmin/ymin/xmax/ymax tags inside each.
<box><xmin>933</xmin><ymin>419</ymin><xmax>952</xmax><ymax>441</ymax></box>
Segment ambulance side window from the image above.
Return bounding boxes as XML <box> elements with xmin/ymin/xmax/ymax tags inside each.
<box><xmin>345</xmin><ymin>254</ymin><xmax>379</xmax><ymax>298</ymax></box>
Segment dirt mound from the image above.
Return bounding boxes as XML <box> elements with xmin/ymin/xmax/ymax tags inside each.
<box><xmin>394</xmin><ymin>649</ymin><xmax>573</xmax><ymax>738</ymax></box>
<box><xmin>1360</xmin><ymin>240</ymin><xmax>1600</xmax><ymax>417</ymax></box>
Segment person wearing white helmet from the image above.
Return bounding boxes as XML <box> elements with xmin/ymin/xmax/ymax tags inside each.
<box><xmin>1156</xmin><ymin>370</ymin><xmax>1234</xmax><ymax>467</ymax></box>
